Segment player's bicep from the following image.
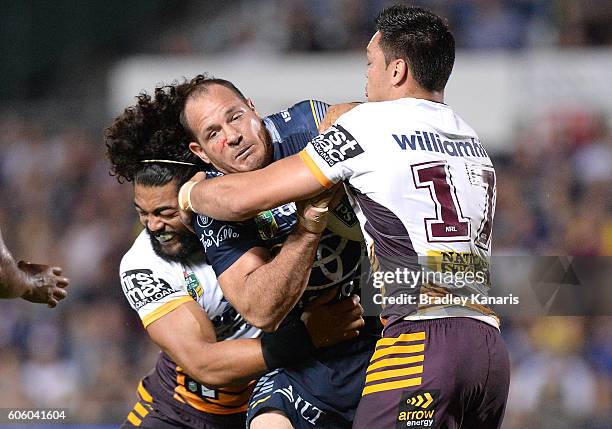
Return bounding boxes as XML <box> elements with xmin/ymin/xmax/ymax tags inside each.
<box><xmin>146</xmin><ymin>300</ymin><xmax>217</xmax><ymax>366</ymax></box>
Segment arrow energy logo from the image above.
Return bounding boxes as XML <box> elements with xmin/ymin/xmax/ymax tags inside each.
<box><xmin>397</xmin><ymin>390</ymin><xmax>439</xmax><ymax>428</ymax></box>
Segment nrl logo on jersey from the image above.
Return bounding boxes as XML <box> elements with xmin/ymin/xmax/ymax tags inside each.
<box><xmin>255</xmin><ymin>210</ymin><xmax>279</xmax><ymax>240</ymax></box>
<box><xmin>310</xmin><ymin>124</ymin><xmax>364</xmax><ymax>167</ymax></box>
<box><xmin>184</xmin><ymin>271</ymin><xmax>203</xmax><ymax>301</ymax></box>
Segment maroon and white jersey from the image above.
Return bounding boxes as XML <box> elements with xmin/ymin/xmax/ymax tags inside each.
<box><xmin>300</xmin><ymin>98</ymin><xmax>497</xmax><ymax>327</ymax></box>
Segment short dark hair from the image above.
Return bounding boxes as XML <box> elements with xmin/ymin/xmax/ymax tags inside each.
<box><xmin>105</xmin><ymin>82</ymin><xmax>203</xmax><ymax>186</ymax></box>
<box><xmin>178</xmin><ymin>74</ymin><xmax>248</xmax><ymax>142</ymax></box>
<box><xmin>375</xmin><ymin>5</ymin><xmax>455</xmax><ymax>92</ymax></box>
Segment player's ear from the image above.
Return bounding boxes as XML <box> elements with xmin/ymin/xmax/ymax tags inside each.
<box><xmin>390</xmin><ymin>58</ymin><xmax>408</xmax><ymax>86</ymax></box>
<box><xmin>247</xmin><ymin>98</ymin><xmax>259</xmax><ymax>115</ymax></box>
<box><xmin>189</xmin><ymin>141</ymin><xmax>211</xmax><ymax>164</ymax></box>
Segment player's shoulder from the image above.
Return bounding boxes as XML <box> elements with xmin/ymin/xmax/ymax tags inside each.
<box><xmin>338</xmin><ymin>98</ymin><xmax>406</xmax><ymax>118</ymax></box>
<box><xmin>120</xmin><ymin>229</ymin><xmax>173</xmax><ymax>272</ymax></box>
<box><xmin>333</xmin><ymin>101</ymin><xmax>388</xmax><ymax>128</ymax></box>
<box><xmin>287</xmin><ymin>99</ymin><xmax>328</xmax><ymax>118</ymax></box>
<box><xmin>338</xmin><ymin>98</ymin><xmax>477</xmax><ymax>135</ymax></box>
<box><xmin>266</xmin><ymin>99</ymin><xmax>329</xmax><ymax>131</ymax></box>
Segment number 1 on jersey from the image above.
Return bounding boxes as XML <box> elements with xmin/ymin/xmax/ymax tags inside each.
<box><xmin>412</xmin><ymin>161</ymin><xmax>496</xmax><ymax>250</ymax></box>
<box><xmin>412</xmin><ymin>161</ymin><xmax>470</xmax><ymax>242</ymax></box>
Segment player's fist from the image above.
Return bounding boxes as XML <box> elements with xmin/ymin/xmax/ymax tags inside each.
<box><xmin>18</xmin><ymin>261</ymin><xmax>70</xmax><ymax>308</ymax></box>
<box><xmin>295</xmin><ymin>184</ymin><xmax>343</xmax><ymax>234</ymax></box>
<box><xmin>301</xmin><ymin>288</ymin><xmax>365</xmax><ymax>348</ymax></box>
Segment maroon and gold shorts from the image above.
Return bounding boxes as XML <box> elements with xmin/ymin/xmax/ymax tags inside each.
<box><xmin>353</xmin><ymin>317</ymin><xmax>510</xmax><ymax>429</ymax></box>
<box><xmin>121</xmin><ymin>378</ymin><xmax>246</xmax><ymax>429</ymax></box>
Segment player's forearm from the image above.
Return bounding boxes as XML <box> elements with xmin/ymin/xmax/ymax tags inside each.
<box><xmin>189</xmin><ymin>172</ymin><xmax>271</xmax><ymax>221</ymax></box>
<box><xmin>239</xmin><ymin>226</ymin><xmax>321</xmax><ymax>332</ymax></box>
<box><xmin>180</xmin><ymin>338</ymin><xmax>267</xmax><ymax>388</ymax></box>
<box><xmin>187</xmin><ymin>155</ymin><xmax>324</xmax><ymax>221</ymax></box>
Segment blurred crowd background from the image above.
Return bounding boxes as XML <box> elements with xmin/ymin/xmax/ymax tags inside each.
<box><xmin>0</xmin><ymin>1</ymin><xmax>610</xmax><ymax>427</ymax></box>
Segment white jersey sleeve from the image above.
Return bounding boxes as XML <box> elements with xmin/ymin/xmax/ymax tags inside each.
<box><xmin>120</xmin><ymin>231</ymin><xmax>193</xmax><ymax>328</ymax></box>
<box><xmin>300</xmin><ymin>119</ymin><xmax>365</xmax><ymax>187</ymax></box>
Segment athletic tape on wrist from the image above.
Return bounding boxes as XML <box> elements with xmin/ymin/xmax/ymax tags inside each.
<box><xmin>297</xmin><ymin>206</ymin><xmax>328</xmax><ymax>234</ymax></box>
<box><xmin>179</xmin><ymin>181</ymin><xmax>197</xmax><ymax>211</ymax></box>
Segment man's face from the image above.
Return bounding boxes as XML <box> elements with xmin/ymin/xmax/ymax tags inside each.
<box><xmin>365</xmin><ymin>31</ymin><xmax>391</xmax><ymax>102</ymax></box>
<box><xmin>134</xmin><ymin>181</ymin><xmax>201</xmax><ymax>262</ymax></box>
<box><xmin>184</xmin><ymin>84</ymin><xmax>271</xmax><ymax>174</ymax></box>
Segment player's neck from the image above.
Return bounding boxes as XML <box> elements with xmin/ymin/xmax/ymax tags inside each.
<box><xmin>396</xmin><ymin>85</ymin><xmax>444</xmax><ymax>104</ymax></box>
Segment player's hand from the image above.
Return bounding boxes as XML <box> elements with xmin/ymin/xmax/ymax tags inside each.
<box><xmin>301</xmin><ymin>288</ymin><xmax>365</xmax><ymax>348</ymax></box>
<box><xmin>178</xmin><ymin>172</ymin><xmax>207</xmax><ymax>233</ymax></box>
<box><xmin>18</xmin><ymin>261</ymin><xmax>70</xmax><ymax>308</ymax></box>
<box><xmin>318</xmin><ymin>103</ymin><xmax>360</xmax><ymax>132</ymax></box>
<box><xmin>295</xmin><ymin>184</ymin><xmax>343</xmax><ymax>234</ymax></box>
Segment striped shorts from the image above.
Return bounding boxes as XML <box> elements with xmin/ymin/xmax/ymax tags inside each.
<box><xmin>353</xmin><ymin>317</ymin><xmax>510</xmax><ymax>429</ymax></box>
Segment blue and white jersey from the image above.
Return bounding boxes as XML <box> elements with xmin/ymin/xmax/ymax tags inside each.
<box><xmin>194</xmin><ymin>100</ymin><xmax>365</xmax><ymax>306</ymax></box>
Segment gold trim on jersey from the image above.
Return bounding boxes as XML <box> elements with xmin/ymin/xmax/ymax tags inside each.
<box><xmin>125</xmin><ymin>401</ymin><xmax>152</xmax><ymax>427</ymax></box>
<box><xmin>376</xmin><ymin>332</ymin><xmax>426</xmax><ymax>346</ymax></box>
<box><xmin>125</xmin><ymin>381</ymin><xmax>155</xmax><ymax>426</ymax></box>
<box><xmin>370</xmin><ymin>344</ymin><xmax>425</xmax><ymax>361</ymax></box>
<box><xmin>175</xmin><ymin>368</ymin><xmax>255</xmax><ymax>415</ymax></box>
<box><xmin>127</xmin><ymin>412</ymin><xmax>142</xmax><ymax>426</ymax></box>
<box><xmin>137</xmin><ymin>381</ymin><xmax>153</xmax><ymax>402</ymax></box>
<box><xmin>362</xmin><ymin>331</ymin><xmax>426</xmax><ymax>396</ymax></box>
<box><xmin>309</xmin><ymin>99</ymin><xmax>321</xmax><ymax>129</ymax></box>
<box><xmin>142</xmin><ymin>296</ymin><xmax>193</xmax><ymax>328</ymax></box>
<box><xmin>134</xmin><ymin>402</ymin><xmax>149</xmax><ymax>418</ymax></box>
<box><xmin>299</xmin><ymin>150</ymin><xmax>333</xmax><ymax>189</ymax></box>
<box><xmin>250</xmin><ymin>394</ymin><xmax>272</xmax><ymax>409</ymax></box>
<box><xmin>363</xmin><ymin>377</ymin><xmax>423</xmax><ymax>396</ymax></box>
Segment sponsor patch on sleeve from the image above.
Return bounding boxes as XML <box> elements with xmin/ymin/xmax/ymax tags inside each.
<box><xmin>121</xmin><ymin>269</ymin><xmax>176</xmax><ymax>310</ymax></box>
<box><xmin>310</xmin><ymin>124</ymin><xmax>364</xmax><ymax>167</ymax></box>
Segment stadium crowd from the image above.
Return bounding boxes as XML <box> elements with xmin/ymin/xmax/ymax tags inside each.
<box><xmin>153</xmin><ymin>0</ymin><xmax>612</xmax><ymax>55</ymax></box>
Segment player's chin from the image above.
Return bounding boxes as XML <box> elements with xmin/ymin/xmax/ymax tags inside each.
<box><xmin>152</xmin><ymin>237</ymin><xmax>182</xmax><ymax>258</ymax></box>
<box><xmin>159</xmin><ymin>240</ymin><xmax>183</xmax><ymax>256</ymax></box>
<box><xmin>237</xmin><ymin>152</ymin><xmax>266</xmax><ymax>171</ymax></box>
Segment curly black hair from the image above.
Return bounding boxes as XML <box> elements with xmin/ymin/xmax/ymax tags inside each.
<box><xmin>105</xmin><ymin>80</ymin><xmax>201</xmax><ymax>185</ymax></box>
<box><xmin>105</xmin><ymin>74</ymin><xmax>248</xmax><ymax>186</ymax></box>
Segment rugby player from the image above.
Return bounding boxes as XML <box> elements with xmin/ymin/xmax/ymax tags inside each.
<box><xmin>105</xmin><ymin>89</ymin><xmax>365</xmax><ymax>429</ymax></box>
<box><xmin>173</xmin><ymin>76</ymin><xmax>380</xmax><ymax>429</ymax></box>
<box><xmin>0</xmin><ymin>227</ymin><xmax>69</xmax><ymax>306</ymax></box>
<box><xmin>178</xmin><ymin>6</ymin><xmax>510</xmax><ymax>429</ymax></box>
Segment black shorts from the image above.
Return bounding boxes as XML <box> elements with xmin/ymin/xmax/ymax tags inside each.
<box><xmin>353</xmin><ymin>317</ymin><xmax>510</xmax><ymax>429</ymax></box>
<box><xmin>121</xmin><ymin>379</ymin><xmax>246</xmax><ymax>429</ymax></box>
<box><xmin>247</xmin><ymin>334</ymin><xmax>377</xmax><ymax>429</ymax></box>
